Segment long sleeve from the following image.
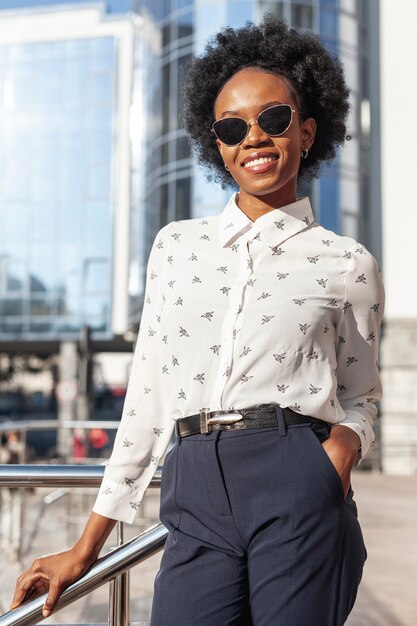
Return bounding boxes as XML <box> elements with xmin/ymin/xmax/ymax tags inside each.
<box><xmin>335</xmin><ymin>243</ymin><xmax>385</xmax><ymax>465</ymax></box>
<box><xmin>93</xmin><ymin>223</ymin><xmax>175</xmax><ymax>523</ymax></box>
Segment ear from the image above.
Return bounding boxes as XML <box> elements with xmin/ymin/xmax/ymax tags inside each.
<box><xmin>301</xmin><ymin>117</ymin><xmax>317</xmax><ymax>151</ymax></box>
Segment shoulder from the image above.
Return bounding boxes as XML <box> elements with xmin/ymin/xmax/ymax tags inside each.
<box><xmin>157</xmin><ymin>215</ymin><xmax>220</xmax><ymax>247</ymax></box>
<box><xmin>311</xmin><ymin>222</ymin><xmax>381</xmax><ymax>271</ymax></box>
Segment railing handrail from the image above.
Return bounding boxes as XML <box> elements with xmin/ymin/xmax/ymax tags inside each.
<box><xmin>0</xmin><ymin>523</ymin><xmax>168</xmax><ymax>626</ymax></box>
<box><xmin>0</xmin><ymin>420</ymin><xmax>121</xmax><ymax>433</ymax></box>
<box><xmin>0</xmin><ymin>464</ymin><xmax>161</xmax><ymax>488</ymax></box>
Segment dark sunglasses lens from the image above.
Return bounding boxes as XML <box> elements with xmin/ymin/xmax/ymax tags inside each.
<box><xmin>258</xmin><ymin>105</ymin><xmax>292</xmax><ymax>136</ymax></box>
<box><xmin>213</xmin><ymin>118</ymin><xmax>247</xmax><ymax>145</ymax></box>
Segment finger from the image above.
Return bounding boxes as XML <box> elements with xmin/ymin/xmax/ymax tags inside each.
<box><xmin>42</xmin><ymin>581</ymin><xmax>63</xmax><ymax>617</ymax></box>
<box><xmin>10</xmin><ymin>573</ymin><xmax>45</xmax><ymax>609</ymax></box>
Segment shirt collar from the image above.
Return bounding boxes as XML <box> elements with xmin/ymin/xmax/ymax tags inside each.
<box><xmin>218</xmin><ymin>192</ymin><xmax>315</xmax><ymax>249</ymax></box>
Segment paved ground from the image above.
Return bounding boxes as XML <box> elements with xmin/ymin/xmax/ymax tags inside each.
<box><xmin>0</xmin><ymin>471</ymin><xmax>416</xmax><ymax>625</ymax></box>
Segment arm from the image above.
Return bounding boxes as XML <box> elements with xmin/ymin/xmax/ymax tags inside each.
<box><xmin>324</xmin><ymin>243</ymin><xmax>385</xmax><ymax>494</ymax></box>
<box><xmin>10</xmin><ymin>512</ymin><xmax>116</xmax><ymax>616</ymax></box>
<box><xmin>92</xmin><ymin>223</ymin><xmax>175</xmax><ymax>523</ymax></box>
<box><xmin>11</xmin><ymin>225</ymin><xmax>174</xmax><ymax>613</ymax></box>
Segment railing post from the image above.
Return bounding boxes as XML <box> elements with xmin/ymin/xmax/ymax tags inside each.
<box><xmin>108</xmin><ymin>522</ymin><xmax>130</xmax><ymax>626</ymax></box>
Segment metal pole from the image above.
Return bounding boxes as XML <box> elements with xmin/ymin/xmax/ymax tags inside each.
<box><xmin>109</xmin><ymin>522</ymin><xmax>130</xmax><ymax>626</ymax></box>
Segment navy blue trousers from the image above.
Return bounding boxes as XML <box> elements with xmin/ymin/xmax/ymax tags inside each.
<box><xmin>151</xmin><ymin>410</ymin><xmax>367</xmax><ymax>625</ymax></box>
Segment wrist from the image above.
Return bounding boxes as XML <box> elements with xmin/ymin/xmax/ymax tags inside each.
<box><xmin>329</xmin><ymin>425</ymin><xmax>361</xmax><ymax>462</ymax></box>
<box><xmin>71</xmin><ymin>540</ymin><xmax>99</xmax><ymax>566</ymax></box>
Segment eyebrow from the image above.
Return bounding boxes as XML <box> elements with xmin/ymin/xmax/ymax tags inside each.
<box><xmin>219</xmin><ymin>101</ymin><xmax>285</xmax><ymax>118</ymax></box>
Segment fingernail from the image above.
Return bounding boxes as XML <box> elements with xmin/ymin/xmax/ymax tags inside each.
<box><xmin>43</xmin><ymin>609</ymin><xmax>51</xmax><ymax>617</ymax></box>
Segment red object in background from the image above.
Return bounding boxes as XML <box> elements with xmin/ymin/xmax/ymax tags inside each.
<box><xmin>89</xmin><ymin>428</ymin><xmax>109</xmax><ymax>450</ymax></box>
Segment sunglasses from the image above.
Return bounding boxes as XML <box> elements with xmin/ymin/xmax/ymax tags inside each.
<box><xmin>211</xmin><ymin>104</ymin><xmax>298</xmax><ymax>147</ymax></box>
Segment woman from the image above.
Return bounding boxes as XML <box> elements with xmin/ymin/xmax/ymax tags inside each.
<box><xmin>11</xmin><ymin>16</ymin><xmax>384</xmax><ymax>626</ymax></box>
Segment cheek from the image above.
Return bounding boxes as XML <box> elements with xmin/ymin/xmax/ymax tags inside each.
<box><xmin>221</xmin><ymin>146</ymin><xmax>239</xmax><ymax>164</ymax></box>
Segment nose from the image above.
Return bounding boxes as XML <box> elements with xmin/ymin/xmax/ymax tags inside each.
<box><xmin>244</xmin><ymin>120</ymin><xmax>270</xmax><ymax>146</ymax></box>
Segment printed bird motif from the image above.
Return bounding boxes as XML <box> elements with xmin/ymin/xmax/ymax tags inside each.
<box><xmin>277</xmin><ymin>383</ymin><xmax>290</xmax><ymax>393</ymax></box>
<box><xmin>270</xmin><ymin>245</ymin><xmax>285</xmax><ymax>255</ymax></box>
<box><xmin>346</xmin><ymin>356</ymin><xmax>358</xmax><ymax>367</ymax></box>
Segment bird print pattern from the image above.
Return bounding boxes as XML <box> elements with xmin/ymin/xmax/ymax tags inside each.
<box><xmin>93</xmin><ymin>193</ymin><xmax>385</xmax><ymax>524</ymax></box>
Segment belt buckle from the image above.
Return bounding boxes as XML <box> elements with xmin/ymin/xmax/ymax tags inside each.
<box><xmin>200</xmin><ymin>409</ymin><xmax>244</xmax><ymax>434</ymax></box>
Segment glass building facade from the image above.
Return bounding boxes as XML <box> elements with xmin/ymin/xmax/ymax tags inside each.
<box><xmin>0</xmin><ymin>37</ymin><xmax>116</xmax><ymax>338</ymax></box>
<box><xmin>0</xmin><ymin>2</ymin><xmax>137</xmax><ymax>343</ymax></box>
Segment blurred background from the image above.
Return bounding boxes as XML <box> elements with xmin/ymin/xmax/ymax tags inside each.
<box><xmin>0</xmin><ymin>0</ymin><xmax>416</xmax><ymax>624</ymax></box>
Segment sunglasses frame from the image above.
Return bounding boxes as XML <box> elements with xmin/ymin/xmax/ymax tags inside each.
<box><xmin>211</xmin><ymin>103</ymin><xmax>297</xmax><ymax>147</ymax></box>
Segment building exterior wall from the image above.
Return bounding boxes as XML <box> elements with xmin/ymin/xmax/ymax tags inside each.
<box><xmin>379</xmin><ymin>0</ymin><xmax>417</xmax><ymax>473</ymax></box>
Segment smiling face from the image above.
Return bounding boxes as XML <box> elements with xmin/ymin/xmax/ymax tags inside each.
<box><xmin>214</xmin><ymin>68</ymin><xmax>316</xmax><ymax>215</ymax></box>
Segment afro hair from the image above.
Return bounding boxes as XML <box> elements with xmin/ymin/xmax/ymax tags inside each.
<box><xmin>182</xmin><ymin>15</ymin><xmax>350</xmax><ymax>187</ymax></box>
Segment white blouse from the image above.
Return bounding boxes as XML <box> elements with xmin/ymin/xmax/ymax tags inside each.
<box><xmin>93</xmin><ymin>194</ymin><xmax>385</xmax><ymax>523</ymax></box>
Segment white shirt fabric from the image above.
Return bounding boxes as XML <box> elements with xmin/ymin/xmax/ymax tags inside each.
<box><xmin>93</xmin><ymin>194</ymin><xmax>385</xmax><ymax>523</ymax></box>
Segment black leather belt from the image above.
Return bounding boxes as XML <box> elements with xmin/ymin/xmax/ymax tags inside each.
<box><xmin>176</xmin><ymin>403</ymin><xmax>326</xmax><ymax>438</ymax></box>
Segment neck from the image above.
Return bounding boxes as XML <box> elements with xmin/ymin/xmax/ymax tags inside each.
<box><xmin>236</xmin><ymin>186</ymin><xmax>297</xmax><ymax>222</ymax></box>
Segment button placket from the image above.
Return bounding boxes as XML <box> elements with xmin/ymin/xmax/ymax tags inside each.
<box><xmin>208</xmin><ymin>231</ymin><xmax>255</xmax><ymax>410</ymax></box>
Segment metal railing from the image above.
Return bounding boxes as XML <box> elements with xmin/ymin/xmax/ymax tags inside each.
<box><xmin>0</xmin><ymin>465</ymin><xmax>162</xmax><ymax>488</ymax></box>
<box><xmin>0</xmin><ymin>465</ymin><xmax>165</xmax><ymax>626</ymax></box>
<box><xmin>0</xmin><ymin>523</ymin><xmax>168</xmax><ymax>626</ymax></box>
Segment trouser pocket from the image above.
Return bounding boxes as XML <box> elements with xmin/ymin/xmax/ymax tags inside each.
<box><xmin>307</xmin><ymin>421</ymin><xmax>346</xmax><ymax>500</ymax></box>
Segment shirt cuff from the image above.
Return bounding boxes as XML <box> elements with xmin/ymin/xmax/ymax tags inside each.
<box><xmin>93</xmin><ymin>477</ymin><xmax>146</xmax><ymax>524</ymax></box>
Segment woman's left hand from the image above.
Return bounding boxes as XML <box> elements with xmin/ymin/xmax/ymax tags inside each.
<box><xmin>321</xmin><ymin>425</ymin><xmax>361</xmax><ymax>498</ymax></box>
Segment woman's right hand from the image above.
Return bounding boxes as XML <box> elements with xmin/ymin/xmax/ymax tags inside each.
<box><xmin>10</xmin><ymin>548</ymin><xmax>95</xmax><ymax>617</ymax></box>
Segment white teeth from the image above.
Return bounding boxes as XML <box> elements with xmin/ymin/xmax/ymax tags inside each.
<box><xmin>243</xmin><ymin>156</ymin><xmax>277</xmax><ymax>167</ymax></box>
